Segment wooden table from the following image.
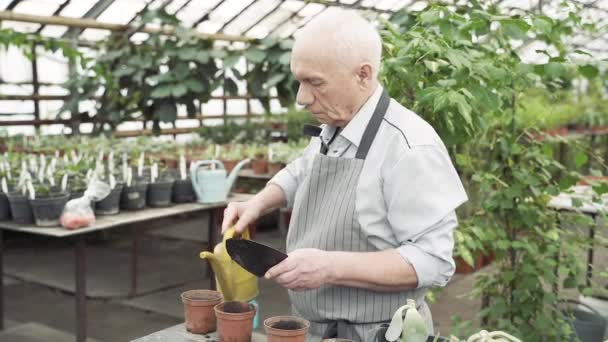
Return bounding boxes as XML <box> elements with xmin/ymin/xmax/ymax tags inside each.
<box><xmin>131</xmin><ymin>323</ymin><xmax>266</xmax><ymax>342</ymax></box>
<box><xmin>0</xmin><ymin>193</ymin><xmax>253</xmax><ymax>342</ymax></box>
<box><xmin>549</xmin><ymin>185</ymin><xmax>607</xmax><ymax>288</ymax></box>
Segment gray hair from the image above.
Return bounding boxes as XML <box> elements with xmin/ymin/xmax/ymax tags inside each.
<box><xmin>294</xmin><ymin>7</ymin><xmax>382</xmax><ymax>78</ymax></box>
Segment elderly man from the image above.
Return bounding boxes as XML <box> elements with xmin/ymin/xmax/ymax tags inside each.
<box><xmin>222</xmin><ymin>8</ymin><xmax>467</xmax><ymax>341</ymax></box>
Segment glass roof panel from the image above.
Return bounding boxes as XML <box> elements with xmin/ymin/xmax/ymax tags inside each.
<box><xmin>176</xmin><ymin>0</ymin><xmax>222</xmax><ymax>27</ymax></box>
<box><xmin>96</xmin><ymin>0</ymin><xmax>148</xmax><ymax>25</ymax></box>
<box><xmin>13</xmin><ymin>0</ymin><xmax>63</xmax><ymax>15</ymax></box>
<box><xmin>39</xmin><ymin>25</ymin><xmax>68</xmax><ymax>37</ymax></box>
<box><xmin>59</xmin><ymin>0</ymin><xmax>98</xmax><ymax>18</ymax></box>
<box><xmin>222</xmin><ymin>0</ymin><xmax>280</xmax><ymax>36</ymax></box>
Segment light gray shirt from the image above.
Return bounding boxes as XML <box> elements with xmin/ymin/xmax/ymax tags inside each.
<box><xmin>269</xmin><ymin>85</ymin><xmax>468</xmax><ymax>288</ymax></box>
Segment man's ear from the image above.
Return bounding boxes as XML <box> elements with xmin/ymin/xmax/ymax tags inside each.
<box><xmin>357</xmin><ymin>63</ymin><xmax>374</xmax><ymax>88</ymax></box>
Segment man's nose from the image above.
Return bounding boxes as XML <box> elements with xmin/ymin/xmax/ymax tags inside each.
<box><xmin>296</xmin><ymin>84</ymin><xmax>314</xmax><ymax>107</ymax></box>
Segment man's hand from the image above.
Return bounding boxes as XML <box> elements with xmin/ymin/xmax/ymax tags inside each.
<box><xmin>221</xmin><ymin>200</ymin><xmax>262</xmax><ymax>233</ymax></box>
<box><xmin>265</xmin><ymin>248</ymin><xmax>334</xmax><ymax>291</ymax></box>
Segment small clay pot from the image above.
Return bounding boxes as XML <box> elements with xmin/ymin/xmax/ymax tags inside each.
<box><xmin>221</xmin><ymin>160</ymin><xmax>238</xmax><ymax>173</ymax></box>
<box><xmin>264</xmin><ymin>315</ymin><xmax>310</xmax><ymax>342</ymax></box>
<box><xmin>251</xmin><ymin>158</ymin><xmax>268</xmax><ymax>175</ymax></box>
<box><xmin>214</xmin><ymin>301</ymin><xmax>256</xmax><ymax>342</ymax></box>
<box><xmin>181</xmin><ymin>289</ymin><xmax>222</xmax><ymax>334</ymax></box>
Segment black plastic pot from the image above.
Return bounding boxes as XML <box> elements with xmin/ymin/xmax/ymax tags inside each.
<box><xmin>147</xmin><ymin>181</ymin><xmax>174</xmax><ymax>207</ymax></box>
<box><xmin>7</xmin><ymin>192</ymin><xmax>34</xmax><ymax>224</ymax></box>
<box><xmin>69</xmin><ymin>189</ymin><xmax>85</xmax><ymax>200</ymax></box>
<box><xmin>120</xmin><ymin>182</ymin><xmax>148</xmax><ymax>211</ymax></box>
<box><xmin>30</xmin><ymin>193</ymin><xmax>69</xmax><ymax>227</ymax></box>
<box><xmin>172</xmin><ymin>178</ymin><xmax>195</xmax><ymax>203</ymax></box>
<box><xmin>0</xmin><ymin>192</ymin><xmax>10</xmax><ymax>221</ymax></box>
<box><xmin>94</xmin><ymin>184</ymin><xmax>124</xmax><ymax>215</ymax></box>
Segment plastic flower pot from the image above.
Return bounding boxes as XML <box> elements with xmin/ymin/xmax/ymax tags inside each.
<box><xmin>172</xmin><ymin>179</ymin><xmax>195</xmax><ymax>203</ymax></box>
<box><xmin>120</xmin><ymin>182</ymin><xmax>148</xmax><ymax>211</ymax></box>
<box><xmin>214</xmin><ymin>301</ymin><xmax>256</xmax><ymax>342</ymax></box>
<box><xmin>7</xmin><ymin>192</ymin><xmax>34</xmax><ymax>224</ymax></box>
<box><xmin>181</xmin><ymin>289</ymin><xmax>223</xmax><ymax>334</ymax></box>
<box><xmin>264</xmin><ymin>316</ymin><xmax>310</xmax><ymax>342</ymax></box>
<box><xmin>147</xmin><ymin>180</ymin><xmax>174</xmax><ymax>208</ymax></box>
<box><xmin>30</xmin><ymin>193</ymin><xmax>69</xmax><ymax>227</ymax></box>
<box><xmin>94</xmin><ymin>184</ymin><xmax>124</xmax><ymax>215</ymax></box>
<box><xmin>0</xmin><ymin>192</ymin><xmax>10</xmax><ymax>221</ymax></box>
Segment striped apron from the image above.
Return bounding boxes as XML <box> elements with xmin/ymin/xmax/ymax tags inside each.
<box><xmin>286</xmin><ymin>90</ymin><xmax>433</xmax><ymax>342</ymax></box>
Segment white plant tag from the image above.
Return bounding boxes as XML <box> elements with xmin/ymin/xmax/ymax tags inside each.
<box><xmin>138</xmin><ymin>152</ymin><xmax>144</xmax><ymax>177</ymax></box>
<box><xmin>61</xmin><ymin>174</ymin><xmax>68</xmax><ymax>192</ymax></box>
<box><xmin>126</xmin><ymin>168</ymin><xmax>133</xmax><ymax>187</ymax></box>
<box><xmin>109</xmin><ymin>174</ymin><xmax>116</xmax><ymax>189</ymax></box>
<box><xmin>1</xmin><ymin>177</ymin><xmax>7</xmax><ymax>194</ymax></box>
<box><xmin>179</xmin><ymin>155</ymin><xmax>187</xmax><ymax>180</ymax></box>
<box><xmin>215</xmin><ymin>145</ymin><xmax>220</xmax><ymax>159</ymax></box>
<box><xmin>27</xmin><ymin>180</ymin><xmax>35</xmax><ymax>200</ymax></box>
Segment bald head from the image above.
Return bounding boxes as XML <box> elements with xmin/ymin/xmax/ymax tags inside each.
<box><xmin>293</xmin><ymin>8</ymin><xmax>382</xmax><ymax>79</ymax></box>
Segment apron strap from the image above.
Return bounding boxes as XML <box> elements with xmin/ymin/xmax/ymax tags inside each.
<box><xmin>355</xmin><ymin>89</ymin><xmax>390</xmax><ymax>160</ymax></box>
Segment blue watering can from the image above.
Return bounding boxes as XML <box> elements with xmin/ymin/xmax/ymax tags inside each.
<box><xmin>190</xmin><ymin>159</ymin><xmax>250</xmax><ymax>203</ymax></box>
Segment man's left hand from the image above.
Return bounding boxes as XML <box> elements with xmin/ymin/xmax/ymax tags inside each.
<box><xmin>265</xmin><ymin>248</ymin><xmax>334</xmax><ymax>291</ymax></box>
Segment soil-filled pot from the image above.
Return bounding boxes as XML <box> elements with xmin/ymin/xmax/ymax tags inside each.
<box><xmin>7</xmin><ymin>193</ymin><xmax>34</xmax><ymax>224</ymax></box>
<box><xmin>264</xmin><ymin>316</ymin><xmax>310</xmax><ymax>342</ymax></box>
<box><xmin>251</xmin><ymin>158</ymin><xmax>268</xmax><ymax>175</ymax></box>
<box><xmin>181</xmin><ymin>289</ymin><xmax>223</xmax><ymax>334</ymax></box>
<box><xmin>30</xmin><ymin>193</ymin><xmax>69</xmax><ymax>227</ymax></box>
<box><xmin>214</xmin><ymin>301</ymin><xmax>256</xmax><ymax>342</ymax></box>
<box><xmin>147</xmin><ymin>181</ymin><xmax>174</xmax><ymax>207</ymax></box>
<box><xmin>172</xmin><ymin>179</ymin><xmax>195</xmax><ymax>203</ymax></box>
<box><xmin>120</xmin><ymin>183</ymin><xmax>148</xmax><ymax>211</ymax></box>
<box><xmin>0</xmin><ymin>192</ymin><xmax>10</xmax><ymax>221</ymax></box>
<box><xmin>94</xmin><ymin>184</ymin><xmax>124</xmax><ymax>215</ymax></box>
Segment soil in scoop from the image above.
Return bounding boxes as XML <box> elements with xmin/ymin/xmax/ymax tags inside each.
<box><xmin>222</xmin><ymin>302</ymin><xmax>250</xmax><ymax>313</ymax></box>
<box><xmin>271</xmin><ymin>320</ymin><xmax>304</xmax><ymax>330</ymax></box>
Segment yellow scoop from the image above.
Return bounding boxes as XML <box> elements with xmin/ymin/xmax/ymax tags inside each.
<box><xmin>200</xmin><ymin>227</ymin><xmax>259</xmax><ymax>302</ymax></box>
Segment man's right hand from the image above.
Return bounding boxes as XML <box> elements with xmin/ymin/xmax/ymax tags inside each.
<box><xmin>221</xmin><ymin>200</ymin><xmax>262</xmax><ymax>233</ymax></box>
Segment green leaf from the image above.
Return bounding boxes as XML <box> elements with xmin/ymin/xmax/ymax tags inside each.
<box><xmin>574</xmin><ymin>152</ymin><xmax>588</xmax><ymax>168</ymax></box>
<box><xmin>172</xmin><ymin>84</ymin><xmax>188</xmax><ymax>98</ymax></box>
<box><xmin>245</xmin><ymin>48</ymin><xmax>266</xmax><ymax>63</ymax></box>
<box><xmin>544</xmin><ymin>62</ymin><xmax>567</xmax><ymax>78</ymax></box>
<box><xmin>578</xmin><ymin>65</ymin><xmax>599</xmax><ymax>78</ymax></box>
<box><xmin>445</xmin><ymin>49</ymin><xmax>471</xmax><ymax>69</ymax></box>
<box><xmin>185</xmin><ymin>79</ymin><xmax>204</xmax><ymax>92</ymax></box>
<box><xmin>266</xmin><ymin>74</ymin><xmax>285</xmax><ymax>88</ymax></box>
<box><xmin>224</xmin><ymin>78</ymin><xmax>238</xmax><ymax>95</ymax></box>
<box><xmin>194</xmin><ymin>51</ymin><xmax>210</xmax><ymax>63</ymax></box>
<box><xmin>153</xmin><ymin>100</ymin><xmax>177</xmax><ymax>123</ymax></box>
<box><xmin>420</xmin><ymin>9</ymin><xmax>440</xmax><ymax>24</ymax></box>
<box><xmin>150</xmin><ymin>85</ymin><xmax>173</xmax><ymax>98</ymax></box>
<box><xmin>424</xmin><ymin>60</ymin><xmax>440</xmax><ymax>73</ymax></box>
<box><xmin>279</xmin><ymin>51</ymin><xmax>291</xmax><ymax>65</ymax></box>
<box><xmin>533</xmin><ymin>17</ymin><xmax>553</xmax><ymax>36</ymax></box>
<box><xmin>501</xmin><ymin>19</ymin><xmax>530</xmax><ymax>39</ymax></box>
<box><xmin>223</xmin><ymin>54</ymin><xmax>240</xmax><ymax>69</ymax></box>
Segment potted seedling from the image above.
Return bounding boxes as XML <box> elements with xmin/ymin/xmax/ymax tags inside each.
<box><xmin>7</xmin><ymin>163</ymin><xmax>35</xmax><ymax>224</ymax></box>
<box><xmin>28</xmin><ymin>174</ymin><xmax>69</xmax><ymax>227</ymax></box>
<box><xmin>120</xmin><ymin>154</ymin><xmax>148</xmax><ymax>211</ymax></box>
<box><xmin>219</xmin><ymin>145</ymin><xmax>242</xmax><ymax>173</ymax></box>
<box><xmin>268</xmin><ymin>143</ymin><xmax>289</xmax><ymax>175</ymax></box>
<box><xmin>172</xmin><ymin>154</ymin><xmax>195</xmax><ymax>203</ymax></box>
<box><xmin>94</xmin><ymin>153</ymin><xmax>123</xmax><ymax>215</ymax></box>
<box><xmin>248</xmin><ymin>144</ymin><xmax>268</xmax><ymax>175</ymax></box>
<box><xmin>147</xmin><ymin>162</ymin><xmax>174</xmax><ymax>207</ymax></box>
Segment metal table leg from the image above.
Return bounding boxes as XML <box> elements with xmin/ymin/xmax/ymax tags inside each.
<box><xmin>0</xmin><ymin>229</ymin><xmax>4</xmax><ymax>330</ymax></box>
<box><xmin>130</xmin><ymin>225</ymin><xmax>141</xmax><ymax>297</ymax></box>
<box><xmin>74</xmin><ymin>235</ymin><xmax>87</xmax><ymax>342</ymax></box>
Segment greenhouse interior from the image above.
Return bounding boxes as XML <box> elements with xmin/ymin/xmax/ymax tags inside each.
<box><xmin>0</xmin><ymin>0</ymin><xmax>607</xmax><ymax>341</ymax></box>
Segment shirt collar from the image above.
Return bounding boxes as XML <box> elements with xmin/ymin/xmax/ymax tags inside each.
<box><xmin>339</xmin><ymin>85</ymin><xmax>384</xmax><ymax>148</ymax></box>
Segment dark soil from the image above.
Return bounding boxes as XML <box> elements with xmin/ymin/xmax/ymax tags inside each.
<box><xmin>221</xmin><ymin>301</ymin><xmax>250</xmax><ymax>313</ymax></box>
<box><xmin>183</xmin><ymin>290</ymin><xmax>221</xmax><ymax>301</ymax></box>
<box><xmin>271</xmin><ymin>320</ymin><xmax>304</xmax><ymax>330</ymax></box>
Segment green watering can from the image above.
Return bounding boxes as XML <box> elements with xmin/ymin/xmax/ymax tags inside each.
<box><xmin>189</xmin><ymin>159</ymin><xmax>250</xmax><ymax>203</ymax></box>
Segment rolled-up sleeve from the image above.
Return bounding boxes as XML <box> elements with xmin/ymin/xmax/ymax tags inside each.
<box><xmin>268</xmin><ymin>139</ymin><xmax>316</xmax><ymax>208</ymax></box>
<box><xmin>384</xmin><ymin>145</ymin><xmax>468</xmax><ymax>288</ymax></box>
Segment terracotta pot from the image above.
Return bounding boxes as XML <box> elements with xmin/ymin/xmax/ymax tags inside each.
<box><xmin>455</xmin><ymin>255</ymin><xmax>484</xmax><ymax>274</ymax></box>
<box><xmin>214</xmin><ymin>301</ymin><xmax>256</xmax><ymax>342</ymax></box>
<box><xmin>222</xmin><ymin>160</ymin><xmax>238</xmax><ymax>173</ymax></box>
<box><xmin>264</xmin><ymin>316</ymin><xmax>310</xmax><ymax>342</ymax></box>
<box><xmin>251</xmin><ymin>158</ymin><xmax>268</xmax><ymax>175</ymax></box>
<box><xmin>181</xmin><ymin>289</ymin><xmax>223</xmax><ymax>334</ymax></box>
<box><xmin>268</xmin><ymin>162</ymin><xmax>285</xmax><ymax>175</ymax></box>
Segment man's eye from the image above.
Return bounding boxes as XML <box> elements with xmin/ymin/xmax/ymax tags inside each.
<box><xmin>311</xmin><ymin>81</ymin><xmax>323</xmax><ymax>87</ymax></box>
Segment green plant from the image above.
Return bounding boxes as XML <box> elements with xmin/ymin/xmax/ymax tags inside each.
<box><xmin>382</xmin><ymin>2</ymin><xmax>602</xmax><ymax>340</ymax></box>
<box><xmin>286</xmin><ymin>108</ymin><xmax>316</xmax><ymax>142</ymax></box>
